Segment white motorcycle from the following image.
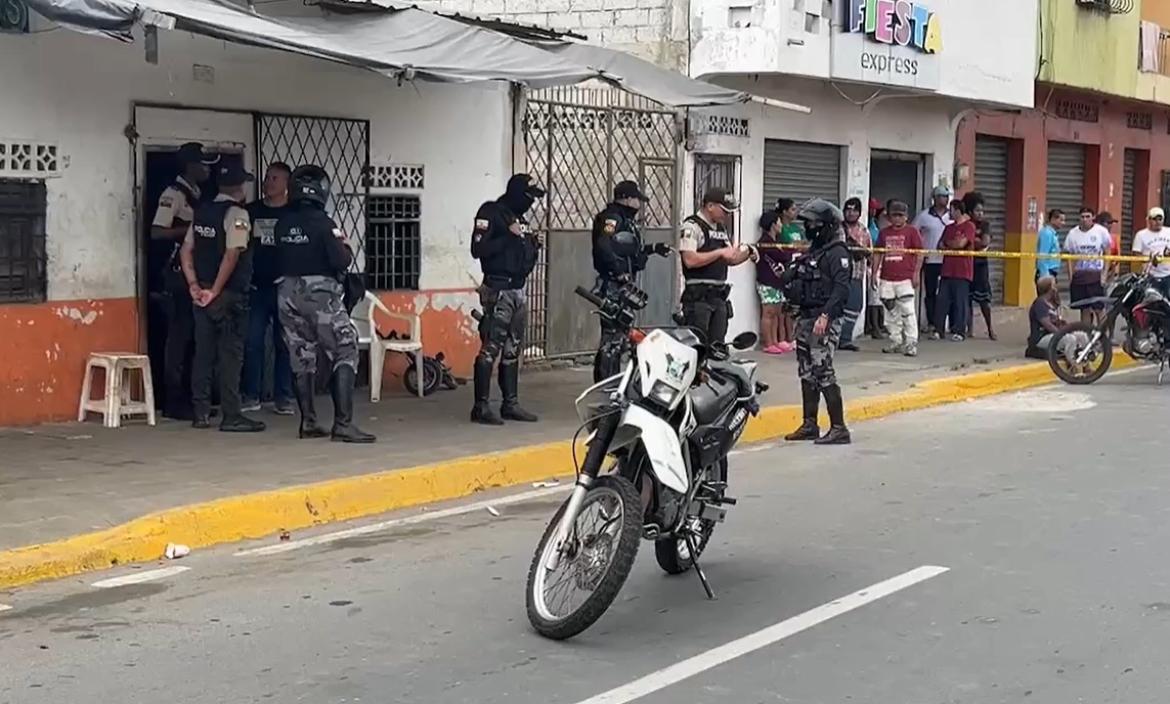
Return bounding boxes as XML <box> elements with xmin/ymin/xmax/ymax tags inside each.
<box><xmin>525</xmin><ymin>283</ymin><xmax>767</xmax><ymax>640</ymax></box>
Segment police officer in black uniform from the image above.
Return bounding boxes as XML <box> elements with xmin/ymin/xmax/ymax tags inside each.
<box><xmin>470</xmin><ymin>173</ymin><xmax>545</xmax><ymax>426</ymax></box>
<box><xmin>781</xmin><ymin>198</ymin><xmax>853</xmax><ymax>446</ymax></box>
<box><xmin>590</xmin><ymin>179</ymin><xmax>670</xmax><ymax>381</ymax></box>
<box><xmin>678</xmin><ymin>187</ymin><xmax>757</xmax><ymax>344</ymax></box>
<box><xmin>276</xmin><ymin>165</ymin><xmax>375</xmax><ymax>444</ymax></box>
<box><xmin>179</xmin><ymin>163</ymin><xmax>265</xmax><ymax>432</ymax></box>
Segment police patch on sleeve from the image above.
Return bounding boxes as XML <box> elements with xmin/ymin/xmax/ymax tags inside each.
<box><xmin>332</xmin><ymin>228</ymin><xmax>345</xmax><ymax>239</ymax></box>
<box><xmin>841</xmin><ymin>258</ymin><xmax>850</xmax><ymax>268</ymax></box>
<box><xmin>475</xmin><ymin>218</ymin><xmax>490</xmax><ymax>231</ymax></box>
<box><xmin>234</xmin><ymin>218</ymin><xmax>251</xmax><ymax>231</ymax></box>
<box><xmin>159</xmin><ymin>196</ymin><xmax>174</xmax><ymax>208</ymax></box>
<box><xmin>603</xmin><ymin>218</ymin><xmax>618</xmax><ymax>235</ymax></box>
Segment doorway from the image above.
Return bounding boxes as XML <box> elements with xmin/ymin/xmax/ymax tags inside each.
<box><xmin>869</xmin><ymin>151</ymin><xmax>925</xmax><ymax>212</ymax></box>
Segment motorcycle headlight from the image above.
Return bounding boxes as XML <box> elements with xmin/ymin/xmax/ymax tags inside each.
<box><xmin>648</xmin><ymin>380</ymin><xmax>681</xmax><ymax>408</ymax></box>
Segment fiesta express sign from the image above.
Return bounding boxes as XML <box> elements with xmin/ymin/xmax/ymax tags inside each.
<box><xmin>844</xmin><ymin>0</ymin><xmax>943</xmax><ymax>55</ymax></box>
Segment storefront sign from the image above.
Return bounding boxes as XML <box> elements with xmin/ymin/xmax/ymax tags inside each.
<box><xmin>831</xmin><ymin>0</ymin><xmax>942</xmax><ymax>90</ymax></box>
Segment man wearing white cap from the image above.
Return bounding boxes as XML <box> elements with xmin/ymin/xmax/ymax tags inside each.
<box><xmin>913</xmin><ymin>185</ymin><xmax>953</xmax><ymax>333</ymax></box>
<box><xmin>1133</xmin><ymin>207</ymin><xmax>1170</xmax><ymax>297</ymax></box>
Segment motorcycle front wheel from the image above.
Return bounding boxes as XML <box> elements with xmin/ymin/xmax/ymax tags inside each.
<box><xmin>1047</xmin><ymin>321</ymin><xmax>1113</xmax><ymax>385</ymax></box>
<box><xmin>525</xmin><ymin>474</ymin><xmax>643</xmax><ymax>641</ymax></box>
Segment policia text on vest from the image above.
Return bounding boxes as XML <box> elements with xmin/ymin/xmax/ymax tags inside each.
<box><xmin>678</xmin><ymin>188</ymin><xmax>756</xmax><ymax>345</ymax></box>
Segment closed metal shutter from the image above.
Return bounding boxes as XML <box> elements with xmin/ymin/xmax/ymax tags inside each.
<box><xmin>974</xmin><ymin>136</ymin><xmax>1009</xmax><ymax>303</ymax></box>
<box><xmin>1122</xmin><ymin>149</ymin><xmax>1138</xmax><ymax>254</ymax></box>
<box><xmin>1045</xmin><ymin>142</ymin><xmax>1087</xmax><ymax>298</ymax></box>
<box><xmin>762</xmin><ymin>139</ymin><xmax>842</xmax><ymax>212</ymax></box>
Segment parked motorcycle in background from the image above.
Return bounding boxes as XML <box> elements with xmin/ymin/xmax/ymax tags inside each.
<box><xmin>524</xmin><ymin>282</ymin><xmax>767</xmax><ymax>641</ymax></box>
<box><xmin>1049</xmin><ymin>255</ymin><xmax>1170</xmax><ymax>385</ymax></box>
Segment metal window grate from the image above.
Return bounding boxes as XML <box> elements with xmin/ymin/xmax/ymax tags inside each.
<box><xmin>365</xmin><ymin>195</ymin><xmax>421</xmax><ymax>291</ymax></box>
<box><xmin>0</xmin><ymin>179</ymin><xmax>47</xmax><ymax>303</ymax></box>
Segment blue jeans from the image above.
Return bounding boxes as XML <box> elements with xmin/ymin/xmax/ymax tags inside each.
<box><xmin>242</xmin><ymin>285</ymin><xmax>292</xmax><ymax>403</ymax></box>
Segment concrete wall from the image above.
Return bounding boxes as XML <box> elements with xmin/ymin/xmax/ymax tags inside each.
<box><xmin>420</xmin><ymin>0</ymin><xmax>690</xmax><ymax>71</ymax></box>
<box><xmin>1039</xmin><ymin>0</ymin><xmax>1141</xmax><ymax>99</ymax></box>
<box><xmin>0</xmin><ymin>22</ymin><xmax>512</xmax><ymax>424</ymax></box>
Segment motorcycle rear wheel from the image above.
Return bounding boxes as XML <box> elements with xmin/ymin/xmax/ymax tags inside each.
<box><xmin>526</xmin><ymin>474</ymin><xmax>643</xmax><ymax>641</ymax></box>
<box><xmin>654</xmin><ymin>458</ymin><xmax>728</xmax><ymax>575</ymax></box>
<box><xmin>1047</xmin><ymin>322</ymin><xmax>1113</xmax><ymax>385</ymax></box>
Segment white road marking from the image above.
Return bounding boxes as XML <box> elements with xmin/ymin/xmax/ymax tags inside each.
<box><xmin>0</xmin><ymin>604</ymin><xmax>11</xmax><ymax>613</ymax></box>
<box><xmin>91</xmin><ymin>566</ymin><xmax>190</xmax><ymax>589</ymax></box>
<box><xmin>234</xmin><ymin>485</ymin><xmax>572</xmax><ymax>557</ymax></box>
<box><xmin>571</xmin><ymin>565</ymin><xmax>950</xmax><ymax>704</ymax></box>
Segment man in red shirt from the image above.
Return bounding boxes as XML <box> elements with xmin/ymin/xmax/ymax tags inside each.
<box><xmin>872</xmin><ymin>201</ymin><xmax>924</xmax><ymax>356</ymax></box>
<box><xmin>934</xmin><ymin>199</ymin><xmax>977</xmax><ymax>341</ymax></box>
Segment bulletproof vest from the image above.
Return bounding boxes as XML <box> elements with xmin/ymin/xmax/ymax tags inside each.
<box><xmin>785</xmin><ymin>240</ymin><xmax>848</xmax><ymax>310</ymax></box>
<box><xmin>594</xmin><ymin>204</ymin><xmax>644</xmax><ymax>279</ymax></box>
<box><xmin>277</xmin><ymin>207</ymin><xmax>340</xmax><ymax>278</ymax></box>
<box><xmin>192</xmin><ymin>200</ymin><xmax>250</xmax><ymax>293</ymax></box>
<box><xmin>682</xmin><ymin>215</ymin><xmax>730</xmax><ymax>283</ymax></box>
<box><xmin>477</xmin><ymin>201</ymin><xmax>534</xmax><ymax>289</ymax></box>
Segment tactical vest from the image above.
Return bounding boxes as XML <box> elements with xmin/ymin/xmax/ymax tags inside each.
<box><xmin>682</xmin><ymin>214</ymin><xmax>730</xmax><ymax>284</ymax></box>
<box><xmin>785</xmin><ymin>240</ymin><xmax>849</xmax><ymax>311</ymax></box>
<box><xmin>192</xmin><ymin>200</ymin><xmax>251</xmax><ymax>293</ymax></box>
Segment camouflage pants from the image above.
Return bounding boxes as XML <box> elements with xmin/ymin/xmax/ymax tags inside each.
<box><xmin>277</xmin><ymin>275</ymin><xmax>359</xmax><ymax>375</ymax></box>
<box><xmin>795</xmin><ymin>314</ymin><xmax>843</xmax><ymax>389</ymax></box>
<box><xmin>477</xmin><ymin>287</ymin><xmax>527</xmax><ymax>368</ymax></box>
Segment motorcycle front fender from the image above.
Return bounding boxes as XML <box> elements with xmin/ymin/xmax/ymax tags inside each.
<box><xmin>608</xmin><ymin>404</ymin><xmax>688</xmax><ymax>494</ymax></box>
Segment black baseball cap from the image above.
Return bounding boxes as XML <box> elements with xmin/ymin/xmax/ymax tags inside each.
<box><xmin>176</xmin><ymin>142</ymin><xmax>219</xmax><ymax>166</ymax></box>
<box><xmin>217</xmin><ymin>163</ymin><xmax>255</xmax><ymax>187</ymax></box>
<box><xmin>702</xmin><ymin>187</ymin><xmax>739</xmax><ymax>212</ymax></box>
<box><xmin>614</xmin><ymin>180</ymin><xmax>649</xmax><ymax>202</ymax></box>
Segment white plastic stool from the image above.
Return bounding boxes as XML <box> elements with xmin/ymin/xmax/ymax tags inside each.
<box><xmin>78</xmin><ymin>353</ymin><xmax>156</xmax><ymax>428</ymax></box>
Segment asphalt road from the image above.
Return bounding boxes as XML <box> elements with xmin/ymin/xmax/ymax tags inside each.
<box><xmin>2</xmin><ymin>371</ymin><xmax>1169</xmax><ymax>704</ymax></box>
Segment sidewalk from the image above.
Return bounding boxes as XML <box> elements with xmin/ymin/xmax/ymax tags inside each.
<box><xmin>0</xmin><ymin>310</ymin><xmax>1037</xmax><ymax>555</ymax></box>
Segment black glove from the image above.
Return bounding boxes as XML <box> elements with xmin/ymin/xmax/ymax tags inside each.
<box><xmin>644</xmin><ymin>242</ymin><xmax>672</xmax><ymax>257</ymax></box>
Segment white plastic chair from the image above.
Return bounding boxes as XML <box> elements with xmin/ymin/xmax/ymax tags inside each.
<box><xmin>77</xmin><ymin>353</ymin><xmax>157</xmax><ymax>428</ymax></box>
<box><xmin>351</xmin><ymin>291</ymin><xmax>425</xmax><ymax>401</ymax></box>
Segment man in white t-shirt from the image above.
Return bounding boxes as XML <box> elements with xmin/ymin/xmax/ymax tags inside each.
<box><xmin>1132</xmin><ymin>207</ymin><xmax>1170</xmax><ymax>297</ymax></box>
<box><xmin>912</xmin><ymin>185</ymin><xmax>953</xmax><ymax>332</ymax></box>
<box><xmin>1063</xmin><ymin>206</ymin><xmax>1113</xmax><ymax>325</ymax></box>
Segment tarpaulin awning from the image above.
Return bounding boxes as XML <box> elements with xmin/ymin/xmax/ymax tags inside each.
<box><xmin>23</xmin><ymin>0</ymin><xmax>605</xmax><ymax>89</ymax></box>
<box><xmin>23</xmin><ymin>0</ymin><xmax>765</xmax><ymax>108</ymax></box>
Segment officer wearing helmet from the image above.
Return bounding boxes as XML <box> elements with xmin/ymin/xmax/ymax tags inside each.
<box><xmin>274</xmin><ymin>164</ymin><xmax>375</xmax><ymax>443</ymax></box>
<box><xmin>780</xmin><ymin>198</ymin><xmax>853</xmax><ymax>446</ymax></box>
<box><xmin>590</xmin><ymin>179</ymin><xmax>671</xmax><ymax>381</ymax></box>
<box><xmin>469</xmin><ymin>173</ymin><xmax>545</xmax><ymax>426</ymax></box>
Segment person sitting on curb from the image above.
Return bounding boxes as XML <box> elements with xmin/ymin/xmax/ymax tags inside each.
<box><xmin>1025</xmin><ymin>276</ymin><xmax>1087</xmax><ymax>362</ymax></box>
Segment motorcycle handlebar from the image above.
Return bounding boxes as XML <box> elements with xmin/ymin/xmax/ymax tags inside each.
<box><xmin>575</xmin><ymin>286</ymin><xmax>605</xmax><ymax>308</ymax></box>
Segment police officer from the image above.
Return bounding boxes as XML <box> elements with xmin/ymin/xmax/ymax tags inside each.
<box><xmin>781</xmin><ymin>199</ymin><xmax>853</xmax><ymax>446</ymax></box>
<box><xmin>151</xmin><ymin>142</ymin><xmax>217</xmax><ymax>420</ymax></box>
<box><xmin>679</xmin><ymin>187</ymin><xmax>757</xmax><ymax>344</ymax></box>
<box><xmin>179</xmin><ymin>163</ymin><xmax>265</xmax><ymax>432</ymax></box>
<box><xmin>590</xmin><ymin>179</ymin><xmax>670</xmax><ymax>381</ymax></box>
<box><xmin>470</xmin><ymin>173</ymin><xmax>545</xmax><ymax>426</ymax></box>
<box><xmin>275</xmin><ymin>165</ymin><xmax>375</xmax><ymax>444</ymax></box>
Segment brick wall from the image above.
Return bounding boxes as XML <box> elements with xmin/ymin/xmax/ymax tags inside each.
<box><xmin>422</xmin><ymin>0</ymin><xmax>688</xmax><ymax>72</ymax></box>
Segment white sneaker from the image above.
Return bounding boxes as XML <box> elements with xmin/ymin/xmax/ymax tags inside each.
<box><xmin>903</xmin><ymin>345</ymin><xmax>918</xmax><ymax>357</ymax></box>
<box><xmin>883</xmin><ymin>343</ymin><xmax>904</xmax><ymax>354</ymax></box>
<box><xmin>240</xmin><ymin>398</ymin><xmax>262</xmax><ymax>412</ymax></box>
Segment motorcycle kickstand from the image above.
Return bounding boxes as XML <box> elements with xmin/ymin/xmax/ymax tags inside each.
<box><xmin>685</xmin><ymin>532</ymin><xmax>715</xmax><ymax>601</ymax></box>
<box><xmin>1159</xmin><ymin>359</ymin><xmax>1166</xmax><ymax>386</ymax></box>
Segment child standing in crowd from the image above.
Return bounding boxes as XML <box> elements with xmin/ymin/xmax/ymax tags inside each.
<box><xmin>756</xmin><ymin>210</ymin><xmax>792</xmax><ymax>354</ymax></box>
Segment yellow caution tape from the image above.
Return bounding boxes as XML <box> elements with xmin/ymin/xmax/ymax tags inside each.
<box><xmin>755</xmin><ymin>242</ymin><xmax>1154</xmax><ymax>264</ymax></box>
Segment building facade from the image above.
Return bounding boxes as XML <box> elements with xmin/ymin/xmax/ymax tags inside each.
<box><xmin>956</xmin><ymin>0</ymin><xmax>1170</xmax><ymax>306</ymax></box>
<box><xmin>0</xmin><ymin>4</ymin><xmax>515</xmax><ymax>424</ymax></box>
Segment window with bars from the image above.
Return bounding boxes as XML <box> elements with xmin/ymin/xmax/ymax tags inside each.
<box><xmin>0</xmin><ymin>179</ymin><xmax>47</xmax><ymax>303</ymax></box>
<box><xmin>365</xmin><ymin>195</ymin><xmax>421</xmax><ymax>291</ymax></box>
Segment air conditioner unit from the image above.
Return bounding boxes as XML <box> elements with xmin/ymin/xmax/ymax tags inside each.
<box><xmin>1074</xmin><ymin>0</ymin><xmax>1135</xmax><ymax>14</ymax></box>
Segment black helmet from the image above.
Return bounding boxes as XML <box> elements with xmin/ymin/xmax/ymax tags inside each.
<box><xmin>291</xmin><ymin>164</ymin><xmax>331</xmax><ymax>207</ymax></box>
<box><xmin>611</xmin><ymin>230</ymin><xmax>641</xmax><ymax>259</ymax></box>
<box><xmin>797</xmin><ymin>198</ymin><xmax>844</xmax><ymax>241</ymax></box>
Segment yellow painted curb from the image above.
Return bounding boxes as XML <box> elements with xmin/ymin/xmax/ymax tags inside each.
<box><xmin>0</xmin><ymin>357</ymin><xmax>1134</xmax><ymax>591</ymax></box>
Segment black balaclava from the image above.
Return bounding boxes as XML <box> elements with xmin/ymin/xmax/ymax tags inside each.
<box><xmin>500</xmin><ymin>173</ymin><xmax>544</xmax><ymax>216</ymax></box>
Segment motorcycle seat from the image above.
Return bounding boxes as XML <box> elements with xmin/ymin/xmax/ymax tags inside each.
<box><xmin>690</xmin><ymin>375</ymin><xmax>737</xmax><ymax>425</ymax></box>
<box><xmin>708</xmin><ymin>360</ymin><xmax>754</xmax><ymax>397</ymax></box>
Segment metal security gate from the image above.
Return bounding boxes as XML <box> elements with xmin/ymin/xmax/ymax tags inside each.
<box><xmin>974</xmin><ymin>136</ymin><xmax>1009</xmax><ymax>303</ymax></box>
<box><xmin>522</xmin><ymin>86</ymin><xmax>681</xmax><ymax>360</ymax></box>
<box><xmin>1122</xmin><ymin>149</ymin><xmax>1140</xmax><ymax>254</ymax></box>
<box><xmin>762</xmin><ymin>139</ymin><xmax>842</xmax><ymax>211</ymax></box>
<box><xmin>254</xmin><ymin>114</ymin><xmax>370</xmax><ymax>269</ymax></box>
<box><xmin>1046</xmin><ymin>141</ymin><xmax>1087</xmax><ymax>299</ymax></box>
<box><xmin>694</xmin><ymin>153</ymin><xmax>741</xmax><ymax>239</ymax></box>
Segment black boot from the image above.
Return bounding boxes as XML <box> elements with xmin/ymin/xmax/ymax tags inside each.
<box><xmin>293</xmin><ymin>373</ymin><xmax>328</xmax><ymax>439</ymax></box>
<box><xmin>470</xmin><ymin>357</ymin><xmax>503</xmax><ymax>426</ymax></box>
<box><xmin>785</xmin><ymin>381</ymin><xmax>821</xmax><ymax>441</ymax></box>
<box><xmin>220</xmin><ymin>414</ymin><xmax>266</xmax><ymax>433</ymax></box>
<box><xmin>815</xmin><ymin>384</ymin><xmax>851</xmax><ymax>445</ymax></box>
<box><xmin>330</xmin><ymin>365</ymin><xmax>376</xmax><ymax>443</ymax></box>
<box><xmin>499</xmin><ymin>362</ymin><xmax>538</xmax><ymax>422</ymax></box>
